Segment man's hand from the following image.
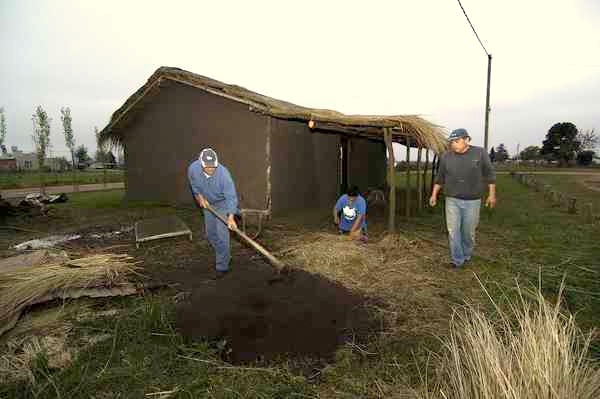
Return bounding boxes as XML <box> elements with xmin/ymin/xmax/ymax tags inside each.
<box><xmin>348</xmin><ymin>229</ymin><xmax>361</xmax><ymax>240</ymax></box>
<box><xmin>333</xmin><ymin>216</ymin><xmax>340</xmax><ymax>226</ymax></box>
<box><xmin>195</xmin><ymin>194</ymin><xmax>209</xmax><ymax>209</ymax></box>
<box><xmin>429</xmin><ymin>195</ymin><xmax>437</xmax><ymax>207</ymax></box>
<box><xmin>227</xmin><ymin>214</ymin><xmax>238</xmax><ymax>231</ymax></box>
<box><xmin>485</xmin><ymin>194</ymin><xmax>497</xmax><ymax>208</ymax></box>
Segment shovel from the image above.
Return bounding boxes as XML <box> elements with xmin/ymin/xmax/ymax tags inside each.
<box><xmin>204</xmin><ymin>203</ymin><xmax>289</xmax><ymax>280</ymax></box>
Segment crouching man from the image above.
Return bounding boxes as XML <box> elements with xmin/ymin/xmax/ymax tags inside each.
<box><xmin>333</xmin><ymin>185</ymin><xmax>367</xmax><ymax>241</ymax></box>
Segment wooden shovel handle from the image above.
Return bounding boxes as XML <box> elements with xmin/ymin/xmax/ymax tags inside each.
<box><xmin>204</xmin><ymin>203</ymin><xmax>285</xmax><ymax>270</ymax></box>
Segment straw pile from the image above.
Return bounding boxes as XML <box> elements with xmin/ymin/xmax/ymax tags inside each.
<box><xmin>279</xmin><ymin>232</ymin><xmax>452</xmax><ymax>334</ymax></box>
<box><xmin>0</xmin><ymin>254</ymin><xmax>141</xmax><ymax>334</ymax></box>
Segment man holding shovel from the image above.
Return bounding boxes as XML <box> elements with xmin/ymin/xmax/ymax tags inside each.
<box><xmin>429</xmin><ymin>129</ymin><xmax>496</xmax><ymax>268</ymax></box>
<box><xmin>188</xmin><ymin>148</ymin><xmax>239</xmax><ymax>278</ymax></box>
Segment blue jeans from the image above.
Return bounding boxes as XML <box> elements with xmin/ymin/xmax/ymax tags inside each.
<box><xmin>445</xmin><ymin>197</ymin><xmax>481</xmax><ymax>267</ymax></box>
<box><xmin>203</xmin><ymin>209</ymin><xmax>231</xmax><ymax>272</ymax></box>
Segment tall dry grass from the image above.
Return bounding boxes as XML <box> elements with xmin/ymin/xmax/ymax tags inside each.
<box><xmin>422</xmin><ymin>279</ymin><xmax>600</xmax><ymax>399</ymax></box>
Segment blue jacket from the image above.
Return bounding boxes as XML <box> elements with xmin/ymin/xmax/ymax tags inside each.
<box><xmin>187</xmin><ymin>160</ymin><xmax>239</xmax><ymax>216</ymax></box>
<box><xmin>335</xmin><ymin>194</ymin><xmax>367</xmax><ymax>231</ymax></box>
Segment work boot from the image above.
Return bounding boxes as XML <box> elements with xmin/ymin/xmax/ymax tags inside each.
<box><xmin>213</xmin><ymin>270</ymin><xmax>229</xmax><ymax>279</ymax></box>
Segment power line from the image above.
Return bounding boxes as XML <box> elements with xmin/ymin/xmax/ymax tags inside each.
<box><xmin>456</xmin><ymin>0</ymin><xmax>489</xmax><ymax>56</ymax></box>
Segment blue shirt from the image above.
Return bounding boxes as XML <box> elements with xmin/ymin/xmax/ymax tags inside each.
<box><xmin>187</xmin><ymin>161</ymin><xmax>239</xmax><ymax>216</ymax></box>
<box><xmin>335</xmin><ymin>194</ymin><xmax>367</xmax><ymax>232</ymax></box>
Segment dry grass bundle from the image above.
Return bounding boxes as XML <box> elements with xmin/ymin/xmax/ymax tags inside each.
<box><xmin>422</xmin><ymin>281</ymin><xmax>600</xmax><ymax>399</ymax></box>
<box><xmin>280</xmin><ymin>232</ymin><xmax>452</xmax><ymax>334</ymax></box>
<box><xmin>0</xmin><ymin>254</ymin><xmax>141</xmax><ymax>327</ymax></box>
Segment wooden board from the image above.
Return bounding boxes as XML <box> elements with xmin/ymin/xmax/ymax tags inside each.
<box><xmin>134</xmin><ymin>215</ymin><xmax>193</xmax><ymax>248</ymax></box>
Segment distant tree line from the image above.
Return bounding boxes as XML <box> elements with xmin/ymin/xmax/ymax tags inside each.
<box><xmin>0</xmin><ymin>105</ymin><xmax>117</xmax><ymax>170</ymax></box>
<box><xmin>489</xmin><ymin>122</ymin><xmax>598</xmax><ymax>166</ymax></box>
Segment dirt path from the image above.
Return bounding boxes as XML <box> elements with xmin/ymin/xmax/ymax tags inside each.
<box><xmin>1</xmin><ymin>182</ymin><xmax>124</xmax><ymax>199</ymax></box>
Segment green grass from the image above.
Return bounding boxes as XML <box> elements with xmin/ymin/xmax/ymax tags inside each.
<box><xmin>0</xmin><ymin>295</ymin><xmax>315</xmax><ymax>399</ymax></box>
<box><xmin>66</xmin><ymin>190</ymin><xmax>128</xmax><ymax>209</ymax></box>
<box><xmin>529</xmin><ymin>174</ymin><xmax>600</xmax><ymax>210</ymax></box>
<box><xmin>423</xmin><ymin>176</ymin><xmax>600</xmax><ymax>330</ymax></box>
<box><xmin>0</xmin><ymin>170</ymin><xmax>124</xmax><ymax>189</ymax></box>
<box><xmin>1</xmin><ymin>176</ymin><xmax>599</xmax><ymax>397</ymax></box>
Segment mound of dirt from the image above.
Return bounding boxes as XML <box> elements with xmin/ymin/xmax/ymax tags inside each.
<box><xmin>174</xmin><ymin>260</ymin><xmax>378</xmax><ymax>364</ymax></box>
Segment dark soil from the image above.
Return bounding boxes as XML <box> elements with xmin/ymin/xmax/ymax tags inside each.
<box><xmin>173</xmin><ymin>257</ymin><xmax>379</xmax><ymax>364</ymax></box>
<box><xmin>10</xmin><ymin>220</ymin><xmax>381</xmax><ymax>366</ymax></box>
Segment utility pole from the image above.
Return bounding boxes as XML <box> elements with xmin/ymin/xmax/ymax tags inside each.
<box><xmin>457</xmin><ymin>0</ymin><xmax>492</xmax><ymax>150</ymax></box>
<box><xmin>484</xmin><ymin>54</ymin><xmax>492</xmax><ymax>151</ymax></box>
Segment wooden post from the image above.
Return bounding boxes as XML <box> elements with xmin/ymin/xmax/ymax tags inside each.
<box><xmin>265</xmin><ymin>116</ymin><xmax>272</xmax><ymax>214</ymax></box>
<box><xmin>543</xmin><ymin>185</ymin><xmax>552</xmax><ymax>200</ymax></box>
<box><xmin>383</xmin><ymin>128</ymin><xmax>396</xmax><ymax>232</ymax></box>
<box><xmin>567</xmin><ymin>197</ymin><xmax>577</xmax><ymax>214</ymax></box>
<box><xmin>583</xmin><ymin>203</ymin><xmax>593</xmax><ymax>222</ymax></box>
<box><xmin>423</xmin><ymin>149</ymin><xmax>429</xmax><ymax>199</ymax></box>
<box><xmin>416</xmin><ymin>147</ymin><xmax>422</xmax><ymax>213</ymax></box>
<box><xmin>405</xmin><ymin>137</ymin><xmax>411</xmax><ymax>218</ymax></box>
<box><xmin>103</xmin><ymin>165</ymin><xmax>107</xmax><ymax>188</ymax></box>
<box><xmin>430</xmin><ymin>153</ymin><xmax>438</xmax><ymax>195</ymax></box>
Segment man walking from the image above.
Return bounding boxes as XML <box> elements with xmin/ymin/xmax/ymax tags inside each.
<box><xmin>429</xmin><ymin>129</ymin><xmax>496</xmax><ymax>268</ymax></box>
<box><xmin>188</xmin><ymin>148</ymin><xmax>239</xmax><ymax>277</ymax></box>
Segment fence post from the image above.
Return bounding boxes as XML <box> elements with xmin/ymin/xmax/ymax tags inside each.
<box><xmin>567</xmin><ymin>197</ymin><xmax>577</xmax><ymax>214</ymax></box>
<box><xmin>103</xmin><ymin>164</ymin><xmax>107</xmax><ymax>188</ymax></box>
<box><xmin>583</xmin><ymin>203</ymin><xmax>593</xmax><ymax>222</ymax></box>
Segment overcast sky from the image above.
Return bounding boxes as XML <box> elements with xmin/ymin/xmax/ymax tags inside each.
<box><xmin>1</xmin><ymin>0</ymin><xmax>599</xmax><ymax>160</ymax></box>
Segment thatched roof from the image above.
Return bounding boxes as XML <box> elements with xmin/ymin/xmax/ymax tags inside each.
<box><xmin>100</xmin><ymin>67</ymin><xmax>447</xmax><ymax>152</ymax></box>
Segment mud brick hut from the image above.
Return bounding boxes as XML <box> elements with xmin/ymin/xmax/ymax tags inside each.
<box><xmin>100</xmin><ymin>67</ymin><xmax>446</xmax><ymax>222</ymax></box>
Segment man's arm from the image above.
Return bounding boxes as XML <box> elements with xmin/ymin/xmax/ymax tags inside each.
<box><xmin>430</xmin><ymin>184</ymin><xmax>442</xmax><ymax>207</ymax></box>
<box><xmin>188</xmin><ymin>165</ymin><xmax>208</xmax><ymax>208</ymax></box>
<box><xmin>349</xmin><ymin>197</ymin><xmax>366</xmax><ymax>238</ymax></box>
<box><xmin>429</xmin><ymin>155</ymin><xmax>446</xmax><ymax>207</ymax></box>
<box><xmin>333</xmin><ymin>206</ymin><xmax>340</xmax><ymax>225</ymax></box>
<box><xmin>481</xmin><ymin>150</ymin><xmax>497</xmax><ymax>208</ymax></box>
<box><xmin>221</xmin><ymin>169</ymin><xmax>239</xmax><ymax>229</ymax></box>
<box><xmin>333</xmin><ymin>196</ymin><xmax>344</xmax><ymax>225</ymax></box>
<box><xmin>350</xmin><ymin>215</ymin><xmax>364</xmax><ymax>233</ymax></box>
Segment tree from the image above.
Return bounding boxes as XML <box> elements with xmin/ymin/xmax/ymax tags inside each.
<box><xmin>75</xmin><ymin>145</ymin><xmax>90</xmax><ymax>167</ymax></box>
<box><xmin>541</xmin><ymin>122</ymin><xmax>581</xmax><ymax>165</ymax></box>
<box><xmin>520</xmin><ymin>146</ymin><xmax>541</xmax><ymax>161</ymax></box>
<box><xmin>577</xmin><ymin>150</ymin><xmax>596</xmax><ymax>166</ymax></box>
<box><xmin>61</xmin><ymin>107</ymin><xmax>76</xmax><ymax>168</ymax></box>
<box><xmin>94</xmin><ymin>126</ymin><xmax>107</xmax><ymax>163</ymax></box>
<box><xmin>0</xmin><ymin>107</ymin><xmax>6</xmax><ymax>149</ymax></box>
<box><xmin>55</xmin><ymin>156</ymin><xmax>70</xmax><ymax>171</ymax></box>
<box><xmin>32</xmin><ymin>106</ymin><xmax>51</xmax><ymax>170</ymax></box>
<box><xmin>577</xmin><ymin>129</ymin><xmax>598</xmax><ymax>151</ymax></box>
<box><xmin>495</xmin><ymin>144</ymin><xmax>509</xmax><ymax>162</ymax></box>
<box><xmin>489</xmin><ymin>147</ymin><xmax>496</xmax><ymax>163</ymax></box>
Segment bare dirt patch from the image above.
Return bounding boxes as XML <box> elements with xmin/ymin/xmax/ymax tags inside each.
<box><xmin>174</xmin><ymin>258</ymin><xmax>379</xmax><ymax>364</ymax></box>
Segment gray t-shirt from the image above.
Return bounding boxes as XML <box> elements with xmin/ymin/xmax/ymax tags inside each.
<box><xmin>435</xmin><ymin>145</ymin><xmax>496</xmax><ymax>200</ymax></box>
